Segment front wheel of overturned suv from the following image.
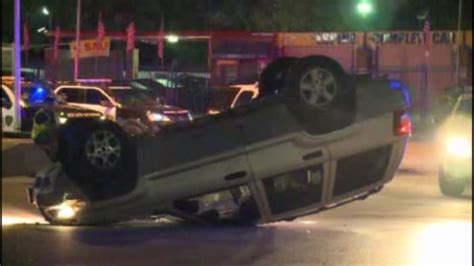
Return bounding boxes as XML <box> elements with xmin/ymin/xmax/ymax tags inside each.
<box><xmin>58</xmin><ymin>119</ymin><xmax>137</xmax><ymax>200</ymax></box>
<box><xmin>438</xmin><ymin>167</ymin><xmax>466</xmax><ymax>197</ymax></box>
<box><xmin>283</xmin><ymin>56</ymin><xmax>356</xmax><ymax>135</ymax></box>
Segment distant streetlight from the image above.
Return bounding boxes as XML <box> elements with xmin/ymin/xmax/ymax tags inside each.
<box><xmin>41</xmin><ymin>7</ymin><xmax>49</xmax><ymax>16</ymax></box>
<box><xmin>357</xmin><ymin>1</ymin><xmax>373</xmax><ymax>16</ymax></box>
<box><xmin>41</xmin><ymin>7</ymin><xmax>52</xmax><ymax>29</ymax></box>
<box><xmin>166</xmin><ymin>35</ymin><xmax>179</xmax><ymax>43</ymax></box>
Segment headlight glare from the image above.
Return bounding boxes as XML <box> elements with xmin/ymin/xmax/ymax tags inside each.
<box><xmin>58</xmin><ymin>117</ymin><xmax>68</xmax><ymax>124</ymax></box>
<box><xmin>446</xmin><ymin>137</ymin><xmax>472</xmax><ymax>158</ymax></box>
<box><xmin>147</xmin><ymin>111</ymin><xmax>171</xmax><ymax>122</ymax></box>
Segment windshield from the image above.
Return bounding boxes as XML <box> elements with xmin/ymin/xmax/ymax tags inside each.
<box><xmin>111</xmin><ymin>89</ymin><xmax>158</xmax><ymax>106</ymax></box>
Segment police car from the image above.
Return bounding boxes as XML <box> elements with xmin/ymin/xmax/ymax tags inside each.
<box><xmin>54</xmin><ymin>80</ymin><xmax>192</xmax><ymax>135</ymax></box>
<box><xmin>2</xmin><ymin>77</ymin><xmax>103</xmax><ymax>135</ymax></box>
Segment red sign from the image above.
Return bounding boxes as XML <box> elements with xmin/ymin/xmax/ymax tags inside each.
<box><xmin>69</xmin><ymin>37</ymin><xmax>111</xmax><ymax>58</ymax></box>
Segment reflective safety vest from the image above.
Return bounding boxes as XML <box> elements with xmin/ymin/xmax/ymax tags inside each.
<box><xmin>31</xmin><ymin>108</ymin><xmax>56</xmax><ymax>145</ymax></box>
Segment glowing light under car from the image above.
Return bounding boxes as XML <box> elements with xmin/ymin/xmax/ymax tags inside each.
<box><xmin>56</xmin><ymin>203</ymin><xmax>76</xmax><ymax>219</ymax></box>
<box><xmin>58</xmin><ymin>117</ymin><xmax>68</xmax><ymax>124</ymax></box>
<box><xmin>47</xmin><ymin>200</ymin><xmax>85</xmax><ymax>220</ymax></box>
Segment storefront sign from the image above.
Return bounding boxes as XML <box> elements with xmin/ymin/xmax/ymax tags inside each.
<box><xmin>370</xmin><ymin>31</ymin><xmax>455</xmax><ymax>45</ymax></box>
<box><xmin>311</xmin><ymin>32</ymin><xmax>357</xmax><ymax>44</ymax></box>
<box><xmin>281</xmin><ymin>32</ymin><xmax>359</xmax><ymax>46</ymax></box>
<box><xmin>69</xmin><ymin>37</ymin><xmax>111</xmax><ymax>58</ymax></box>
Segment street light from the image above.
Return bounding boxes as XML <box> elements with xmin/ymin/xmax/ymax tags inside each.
<box><xmin>41</xmin><ymin>7</ymin><xmax>52</xmax><ymax>29</ymax></box>
<box><xmin>357</xmin><ymin>1</ymin><xmax>373</xmax><ymax>16</ymax></box>
<box><xmin>166</xmin><ymin>35</ymin><xmax>179</xmax><ymax>43</ymax></box>
<box><xmin>41</xmin><ymin>7</ymin><xmax>49</xmax><ymax>16</ymax></box>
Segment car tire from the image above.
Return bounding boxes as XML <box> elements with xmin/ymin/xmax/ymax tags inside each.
<box><xmin>438</xmin><ymin>167</ymin><xmax>466</xmax><ymax>197</ymax></box>
<box><xmin>283</xmin><ymin>56</ymin><xmax>356</xmax><ymax>135</ymax></box>
<box><xmin>58</xmin><ymin>119</ymin><xmax>137</xmax><ymax>200</ymax></box>
<box><xmin>258</xmin><ymin>57</ymin><xmax>298</xmax><ymax>98</ymax></box>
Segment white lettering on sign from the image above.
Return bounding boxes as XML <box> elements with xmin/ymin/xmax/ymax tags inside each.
<box><xmin>311</xmin><ymin>32</ymin><xmax>356</xmax><ymax>44</ymax></box>
<box><xmin>372</xmin><ymin>32</ymin><xmax>455</xmax><ymax>45</ymax></box>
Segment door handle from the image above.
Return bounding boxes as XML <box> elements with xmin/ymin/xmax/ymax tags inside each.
<box><xmin>224</xmin><ymin>171</ymin><xmax>247</xmax><ymax>181</ymax></box>
<box><xmin>302</xmin><ymin>150</ymin><xmax>323</xmax><ymax>161</ymax></box>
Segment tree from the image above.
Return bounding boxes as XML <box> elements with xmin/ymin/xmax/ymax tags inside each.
<box><xmin>1</xmin><ymin>0</ymin><xmax>472</xmax><ymax>44</ymax></box>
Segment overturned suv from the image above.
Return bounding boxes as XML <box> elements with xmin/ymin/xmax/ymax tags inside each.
<box><xmin>29</xmin><ymin>56</ymin><xmax>411</xmax><ymax>225</ymax></box>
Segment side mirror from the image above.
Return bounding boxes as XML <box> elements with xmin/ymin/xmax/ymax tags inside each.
<box><xmin>100</xmin><ymin>100</ymin><xmax>115</xmax><ymax>107</ymax></box>
<box><xmin>1</xmin><ymin>98</ymin><xmax>12</xmax><ymax>109</ymax></box>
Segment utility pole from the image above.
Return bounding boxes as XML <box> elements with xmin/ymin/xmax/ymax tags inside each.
<box><xmin>14</xmin><ymin>0</ymin><xmax>22</xmax><ymax>130</ymax></box>
<box><xmin>74</xmin><ymin>0</ymin><xmax>82</xmax><ymax>81</ymax></box>
<box><xmin>455</xmin><ymin>0</ymin><xmax>463</xmax><ymax>85</ymax></box>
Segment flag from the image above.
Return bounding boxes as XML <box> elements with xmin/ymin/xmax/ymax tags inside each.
<box><xmin>126</xmin><ymin>22</ymin><xmax>136</xmax><ymax>53</ymax></box>
<box><xmin>158</xmin><ymin>16</ymin><xmax>164</xmax><ymax>61</ymax></box>
<box><xmin>423</xmin><ymin>19</ymin><xmax>431</xmax><ymax>50</ymax></box>
<box><xmin>97</xmin><ymin>12</ymin><xmax>105</xmax><ymax>43</ymax></box>
<box><xmin>53</xmin><ymin>26</ymin><xmax>60</xmax><ymax>60</ymax></box>
<box><xmin>23</xmin><ymin>22</ymin><xmax>30</xmax><ymax>52</ymax></box>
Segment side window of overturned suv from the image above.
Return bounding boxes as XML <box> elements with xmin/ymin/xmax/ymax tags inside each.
<box><xmin>263</xmin><ymin>165</ymin><xmax>324</xmax><ymax>215</ymax></box>
<box><xmin>173</xmin><ymin>185</ymin><xmax>261</xmax><ymax>223</ymax></box>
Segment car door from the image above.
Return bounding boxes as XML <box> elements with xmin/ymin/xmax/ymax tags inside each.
<box><xmin>2</xmin><ymin>84</ymin><xmax>16</xmax><ymax>133</ymax></box>
<box><xmin>245</xmin><ymin>135</ymin><xmax>331</xmax><ymax>222</ymax></box>
<box><xmin>83</xmin><ymin>88</ymin><xmax>117</xmax><ymax>121</ymax></box>
<box><xmin>234</xmin><ymin>98</ymin><xmax>331</xmax><ymax>222</ymax></box>
<box><xmin>140</xmin><ymin>113</ymin><xmax>267</xmax><ymax>223</ymax></box>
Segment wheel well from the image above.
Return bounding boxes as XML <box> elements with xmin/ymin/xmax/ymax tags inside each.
<box><xmin>297</xmin><ymin>55</ymin><xmax>345</xmax><ymax>73</ymax></box>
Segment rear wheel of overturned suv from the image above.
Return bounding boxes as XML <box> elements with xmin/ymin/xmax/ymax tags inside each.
<box><xmin>284</xmin><ymin>56</ymin><xmax>356</xmax><ymax>135</ymax></box>
<box><xmin>58</xmin><ymin>119</ymin><xmax>137</xmax><ymax>200</ymax></box>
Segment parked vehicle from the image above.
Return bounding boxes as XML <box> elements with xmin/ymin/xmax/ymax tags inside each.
<box><xmin>2</xmin><ymin>77</ymin><xmax>102</xmax><ymax>134</ymax></box>
<box><xmin>437</xmin><ymin>90</ymin><xmax>472</xmax><ymax>196</ymax></box>
<box><xmin>208</xmin><ymin>83</ymin><xmax>259</xmax><ymax>114</ymax></box>
<box><xmin>54</xmin><ymin>83</ymin><xmax>192</xmax><ymax>135</ymax></box>
<box><xmin>29</xmin><ymin>56</ymin><xmax>410</xmax><ymax>226</ymax></box>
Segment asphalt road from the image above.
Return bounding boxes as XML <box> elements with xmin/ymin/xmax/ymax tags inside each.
<box><xmin>2</xmin><ymin>140</ymin><xmax>472</xmax><ymax>266</ymax></box>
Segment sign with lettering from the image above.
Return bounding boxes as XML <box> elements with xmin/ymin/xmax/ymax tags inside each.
<box><xmin>369</xmin><ymin>31</ymin><xmax>456</xmax><ymax>45</ymax></box>
<box><xmin>311</xmin><ymin>32</ymin><xmax>357</xmax><ymax>44</ymax></box>
<box><xmin>281</xmin><ymin>32</ymin><xmax>360</xmax><ymax>46</ymax></box>
<box><xmin>69</xmin><ymin>37</ymin><xmax>111</xmax><ymax>58</ymax></box>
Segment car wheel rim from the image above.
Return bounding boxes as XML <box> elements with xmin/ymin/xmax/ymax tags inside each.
<box><xmin>85</xmin><ymin>130</ymin><xmax>121</xmax><ymax>170</ymax></box>
<box><xmin>299</xmin><ymin>68</ymin><xmax>338</xmax><ymax>108</ymax></box>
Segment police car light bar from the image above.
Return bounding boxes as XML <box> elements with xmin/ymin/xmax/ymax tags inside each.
<box><xmin>76</xmin><ymin>78</ymin><xmax>112</xmax><ymax>83</ymax></box>
<box><xmin>108</xmin><ymin>86</ymin><xmax>132</xmax><ymax>90</ymax></box>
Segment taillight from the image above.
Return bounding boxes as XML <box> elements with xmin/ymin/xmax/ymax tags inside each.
<box><xmin>393</xmin><ymin>110</ymin><xmax>411</xmax><ymax>136</ymax></box>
